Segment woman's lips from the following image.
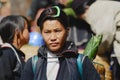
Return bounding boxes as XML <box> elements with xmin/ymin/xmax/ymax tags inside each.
<box><xmin>50</xmin><ymin>43</ymin><xmax>59</xmax><ymax>47</ymax></box>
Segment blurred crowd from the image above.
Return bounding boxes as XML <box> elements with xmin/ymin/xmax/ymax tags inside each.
<box><xmin>0</xmin><ymin>0</ymin><xmax>120</xmax><ymax>80</ymax></box>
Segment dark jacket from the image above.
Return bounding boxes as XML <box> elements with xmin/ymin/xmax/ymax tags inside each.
<box><xmin>0</xmin><ymin>44</ymin><xmax>25</xmax><ymax>80</ymax></box>
<box><xmin>21</xmin><ymin>41</ymin><xmax>100</xmax><ymax>80</ymax></box>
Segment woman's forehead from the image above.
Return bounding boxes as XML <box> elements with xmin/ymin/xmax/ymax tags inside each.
<box><xmin>43</xmin><ymin>20</ymin><xmax>65</xmax><ymax>29</ymax></box>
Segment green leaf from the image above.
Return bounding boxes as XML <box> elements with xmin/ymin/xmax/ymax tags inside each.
<box><xmin>83</xmin><ymin>35</ymin><xmax>103</xmax><ymax>60</ymax></box>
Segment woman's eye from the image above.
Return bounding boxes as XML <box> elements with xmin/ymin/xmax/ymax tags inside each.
<box><xmin>44</xmin><ymin>31</ymin><xmax>50</xmax><ymax>33</ymax></box>
<box><xmin>55</xmin><ymin>29</ymin><xmax>61</xmax><ymax>32</ymax></box>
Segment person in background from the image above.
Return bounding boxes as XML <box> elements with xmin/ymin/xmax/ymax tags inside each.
<box><xmin>71</xmin><ymin>0</ymin><xmax>120</xmax><ymax>79</ymax></box>
<box><xmin>0</xmin><ymin>15</ymin><xmax>29</xmax><ymax>80</ymax></box>
<box><xmin>28</xmin><ymin>0</ymin><xmax>55</xmax><ymax>32</ymax></box>
<box><xmin>21</xmin><ymin>6</ymin><xmax>100</xmax><ymax>80</ymax></box>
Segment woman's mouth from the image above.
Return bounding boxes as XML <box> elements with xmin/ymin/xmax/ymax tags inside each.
<box><xmin>50</xmin><ymin>43</ymin><xmax>58</xmax><ymax>47</ymax></box>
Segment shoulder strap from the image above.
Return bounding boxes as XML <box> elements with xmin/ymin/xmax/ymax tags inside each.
<box><xmin>77</xmin><ymin>54</ymin><xmax>86</xmax><ymax>80</ymax></box>
<box><xmin>32</xmin><ymin>55</ymin><xmax>38</xmax><ymax>74</ymax></box>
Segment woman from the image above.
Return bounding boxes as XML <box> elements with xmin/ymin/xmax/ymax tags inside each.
<box><xmin>0</xmin><ymin>15</ymin><xmax>29</xmax><ymax>80</ymax></box>
<box><xmin>21</xmin><ymin>6</ymin><xmax>100</xmax><ymax>80</ymax></box>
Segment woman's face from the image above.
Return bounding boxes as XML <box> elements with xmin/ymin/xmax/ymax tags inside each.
<box><xmin>42</xmin><ymin>20</ymin><xmax>68</xmax><ymax>52</ymax></box>
<box><xmin>20</xmin><ymin>20</ymin><xmax>29</xmax><ymax>45</ymax></box>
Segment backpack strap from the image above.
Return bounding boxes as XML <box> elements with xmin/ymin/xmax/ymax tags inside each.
<box><xmin>77</xmin><ymin>54</ymin><xmax>86</xmax><ymax>80</ymax></box>
<box><xmin>32</xmin><ymin>55</ymin><xmax>38</xmax><ymax>74</ymax></box>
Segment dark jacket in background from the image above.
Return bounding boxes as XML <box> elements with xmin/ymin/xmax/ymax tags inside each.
<box><xmin>68</xmin><ymin>17</ymin><xmax>95</xmax><ymax>49</ymax></box>
<box><xmin>0</xmin><ymin>44</ymin><xmax>25</xmax><ymax>80</ymax></box>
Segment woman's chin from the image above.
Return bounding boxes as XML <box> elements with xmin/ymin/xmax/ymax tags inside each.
<box><xmin>49</xmin><ymin>47</ymin><xmax>60</xmax><ymax>53</ymax></box>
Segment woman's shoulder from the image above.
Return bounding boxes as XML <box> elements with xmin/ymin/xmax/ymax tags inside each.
<box><xmin>0</xmin><ymin>47</ymin><xmax>15</xmax><ymax>55</ymax></box>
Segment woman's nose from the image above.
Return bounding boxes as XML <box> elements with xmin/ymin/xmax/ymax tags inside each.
<box><xmin>50</xmin><ymin>33</ymin><xmax>57</xmax><ymax>41</ymax></box>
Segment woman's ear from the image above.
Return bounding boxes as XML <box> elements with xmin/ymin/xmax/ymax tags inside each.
<box><xmin>15</xmin><ymin>29</ymin><xmax>20</xmax><ymax>38</ymax></box>
<box><xmin>13</xmin><ymin>29</ymin><xmax>20</xmax><ymax>47</ymax></box>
